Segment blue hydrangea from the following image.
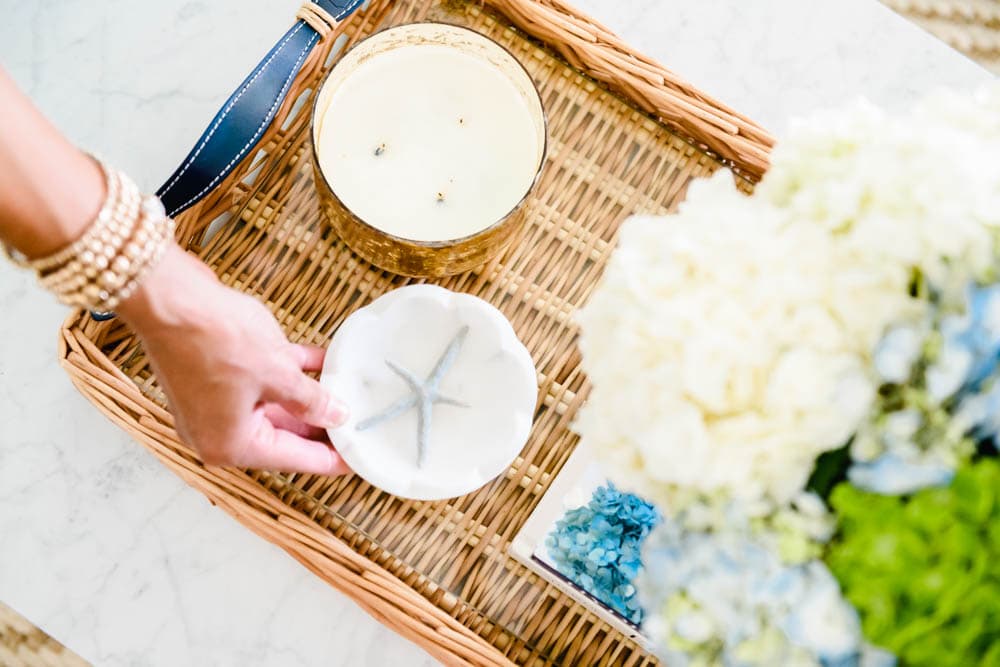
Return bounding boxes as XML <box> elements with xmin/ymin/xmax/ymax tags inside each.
<box><xmin>847</xmin><ymin>452</ymin><xmax>953</xmax><ymax>495</ymax></box>
<box><xmin>545</xmin><ymin>484</ymin><xmax>660</xmax><ymax>624</ymax></box>
<box><xmin>949</xmin><ymin>284</ymin><xmax>1000</xmax><ymax>443</ymax></box>
<box><xmin>950</xmin><ymin>284</ymin><xmax>1000</xmax><ymax>393</ymax></box>
<box><xmin>852</xmin><ymin>282</ymin><xmax>1000</xmax><ymax>495</ymax></box>
<box><xmin>637</xmin><ymin>520</ymin><xmax>886</xmax><ymax>667</ymax></box>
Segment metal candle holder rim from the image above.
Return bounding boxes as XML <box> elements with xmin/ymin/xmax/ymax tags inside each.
<box><xmin>309</xmin><ymin>21</ymin><xmax>549</xmax><ymax>247</ymax></box>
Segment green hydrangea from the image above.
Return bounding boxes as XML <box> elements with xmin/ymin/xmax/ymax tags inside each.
<box><xmin>825</xmin><ymin>459</ymin><xmax>1000</xmax><ymax>666</ymax></box>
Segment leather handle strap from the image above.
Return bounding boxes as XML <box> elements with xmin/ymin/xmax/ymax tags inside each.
<box><xmin>89</xmin><ymin>0</ymin><xmax>363</xmax><ymax>321</ymax></box>
<box><xmin>156</xmin><ymin>0</ymin><xmax>365</xmax><ymax>217</ymax></box>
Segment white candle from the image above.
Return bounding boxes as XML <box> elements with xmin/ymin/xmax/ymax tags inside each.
<box><xmin>321</xmin><ymin>285</ymin><xmax>538</xmax><ymax>500</ymax></box>
<box><xmin>313</xmin><ymin>23</ymin><xmax>545</xmax><ymax>242</ymax></box>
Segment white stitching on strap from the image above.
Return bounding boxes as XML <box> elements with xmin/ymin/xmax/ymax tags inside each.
<box><xmin>173</xmin><ymin>31</ymin><xmax>319</xmax><ymax>212</ymax></box>
<box><xmin>159</xmin><ymin>22</ymin><xmax>306</xmax><ymax>198</ymax></box>
<box><xmin>161</xmin><ymin>2</ymin><xmax>360</xmax><ymax>210</ymax></box>
<box><xmin>332</xmin><ymin>1</ymin><xmax>357</xmax><ymax>20</ymax></box>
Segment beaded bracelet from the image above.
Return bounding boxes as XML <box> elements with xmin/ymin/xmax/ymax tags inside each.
<box><xmin>3</xmin><ymin>157</ymin><xmax>175</xmax><ymax>312</ymax></box>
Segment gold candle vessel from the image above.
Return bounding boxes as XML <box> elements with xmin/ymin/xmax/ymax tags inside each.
<box><xmin>311</xmin><ymin>22</ymin><xmax>547</xmax><ymax>277</ymax></box>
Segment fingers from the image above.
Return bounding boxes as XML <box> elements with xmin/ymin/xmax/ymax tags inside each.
<box><xmin>263</xmin><ymin>403</ymin><xmax>328</xmax><ymax>440</ymax></box>
<box><xmin>241</xmin><ymin>417</ymin><xmax>351</xmax><ymax>475</ymax></box>
<box><xmin>291</xmin><ymin>344</ymin><xmax>326</xmax><ymax>373</ymax></box>
<box><xmin>264</xmin><ymin>369</ymin><xmax>348</xmax><ymax>428</ymax></box>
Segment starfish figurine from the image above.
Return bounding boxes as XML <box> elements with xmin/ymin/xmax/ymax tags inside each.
<box><xmin>356</xmin><ymin>325</ymin><xmax>470</xmax><ymax>468</ymax></box>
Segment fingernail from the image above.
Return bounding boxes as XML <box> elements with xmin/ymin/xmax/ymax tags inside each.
<box><xmin>325</xmin><ymin>394</ymin><xmax>349</xmax><ymax>427</ymax></box>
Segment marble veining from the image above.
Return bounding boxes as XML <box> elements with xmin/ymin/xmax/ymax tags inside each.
<box><xmin>0</xmin><ymin>0</ymin><xmax>990</xmax><ymax>665</ymax></box>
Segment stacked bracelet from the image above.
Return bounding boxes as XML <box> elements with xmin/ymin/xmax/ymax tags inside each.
<box><xmin>6</xmin><ymin>158</ymin><xmax>175</xmax><ymax>312</ymax></box>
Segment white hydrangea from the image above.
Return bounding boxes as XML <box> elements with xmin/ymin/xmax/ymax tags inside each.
<box><xmin>576</xmin><ymin>170</ymin><xmax>891</xmax><ymax>512</ymax></box>
<box><xmin>761</xmin><ymin>90</ymin><xmax>1000</xmax><ymax>300</ymax></box>
<box><xmin>576</xmin><ymin>83</ymin><xmax>1000</xmax><ymax>515</ymax></box>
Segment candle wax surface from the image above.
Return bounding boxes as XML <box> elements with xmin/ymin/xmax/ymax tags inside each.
<box><xmin>316</xmin><ymin>44</ymin><xmax>541</xmax><ymax>242</ymax></box>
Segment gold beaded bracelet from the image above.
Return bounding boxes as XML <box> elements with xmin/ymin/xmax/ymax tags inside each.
<box><xmin>3</xmin><ymin>157</ymin><xmax>175</xmax><ymax>312</ymax></box>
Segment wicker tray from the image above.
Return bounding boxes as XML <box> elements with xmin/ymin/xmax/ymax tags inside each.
<box><xmin>59</xmin><ymin>1</ymin><xmax>773</xmax><ymax>664</ymax></box>
<box><xmin>0</xmin><ymin>602</ymin><xmax>89</xmax><ymax>667</ymax></box>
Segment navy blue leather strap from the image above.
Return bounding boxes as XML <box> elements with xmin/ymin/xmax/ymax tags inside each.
<box><xmin>90</xmin><ymin>0</ymin><xmax>363</xmax><ymax>321</ymax></box>
<box><xmin>156</xmin><ymin>0</ymin><xmax>365</xmax><ymax>217</ymax></box>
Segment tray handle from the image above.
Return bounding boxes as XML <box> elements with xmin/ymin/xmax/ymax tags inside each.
<box><xmin>156</xmin><ymin>0</ymin><xmax>365</xmax><ymax>218</ymax></box>
<box><xmin>89</xmin><ymin>0</ymin><xmax>364</xmax><ymax>322</ymax></box>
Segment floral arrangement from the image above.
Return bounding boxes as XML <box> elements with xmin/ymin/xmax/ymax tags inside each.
<box><xmin>545</xmin><ymin>484</ymin><xmax>659</xmax><ymax>624</ymax></box>
<box><xmin>573</xmin><ymin>84</ymin><xmax>1000</xmax><ymax>666</ymax></box>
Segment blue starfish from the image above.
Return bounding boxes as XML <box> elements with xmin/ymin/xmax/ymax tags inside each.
<box><xmin>356</xmin><ymin>326</ymin><xmax>470</xmax><ymax>467</ymax></box>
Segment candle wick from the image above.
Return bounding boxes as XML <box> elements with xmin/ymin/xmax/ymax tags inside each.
<box><xmin>355</xmin><ymin>326</ymin><xmax>471</xmax><ymax>468</ymax></box>
<box><xmin>374</xmin><ymin>142</ymin><xmax>386</xmax><ymax>157</ymax></box>
<box><xmin>436</xmin><ymin>191</ymin><xmax>446</xmax><ymax>204</ymax></box>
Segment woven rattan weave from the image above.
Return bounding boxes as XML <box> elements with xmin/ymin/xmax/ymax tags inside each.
<box><xmin>883</xmin><ymin>0</ymin><xmax>1000</xmax><ymax>74</ymax></box>
<box><xmin>0</xmin><ymin>603</ymin><xmax>89</xmax><ymax>667</ymax></box>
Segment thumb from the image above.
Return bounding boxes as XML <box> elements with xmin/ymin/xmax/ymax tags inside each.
<box><xmin>243</xmin><ymin>415</ymin><xmax>351</xmax><ymax>475</ymax></box>
<box><xmin>265</xmin><ymin>370</ymin><xmax>348</xmax><ymax>429</ymax></box>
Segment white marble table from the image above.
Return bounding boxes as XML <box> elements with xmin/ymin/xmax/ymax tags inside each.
<box><xmin>0</xmin><ymin>1</ymin><xmax>990</xmax><ymax>665</ymax></box>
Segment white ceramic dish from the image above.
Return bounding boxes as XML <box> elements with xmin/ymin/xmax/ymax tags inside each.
<box><xmin>321</xmin><ymin>285</ymin><xmax>538</xmax><ymax>500</ymax></box>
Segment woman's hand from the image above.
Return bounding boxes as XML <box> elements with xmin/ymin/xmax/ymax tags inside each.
<box><xmin>117</xmin><ymin>242</ymin><xmax>350</xmax><ymax>475</ymax></box>
<box><xmin>0</xmin><ymin>71</ymin><xmax>346</xmax><ymax>474</ymax></box>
